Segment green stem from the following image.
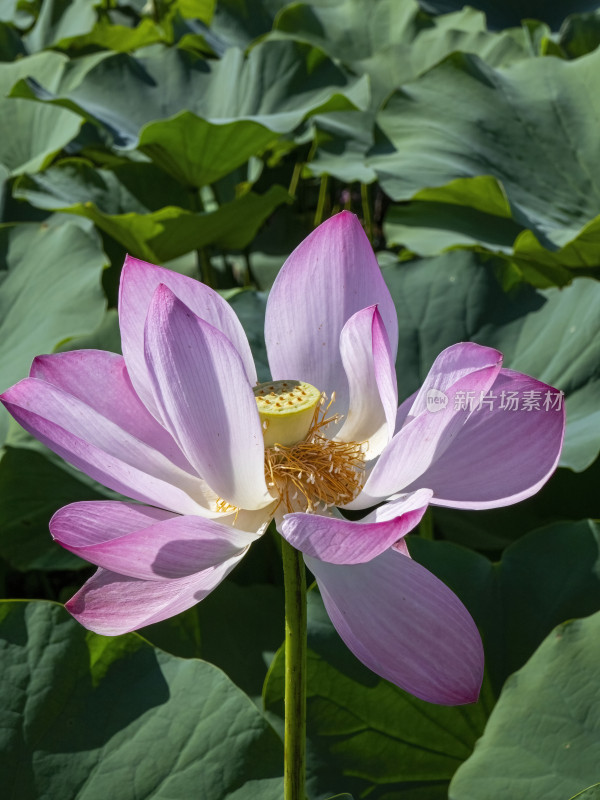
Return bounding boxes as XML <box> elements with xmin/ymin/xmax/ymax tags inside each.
<box><xmin>313</xmin><ymin>174</ymin><xmax>329</xmax><ymax>228</ymax></box>
<box><xmin>189</xmin><ymin>188</ymin><xmax>216</xmax><ymax>288</ymax></box>
<box><xmin>288</xmin><ymin>161</ymin><xmax>303</xmax><ymax>198</ymax></box>
<box><xmin>361</xmin><ymin>182</ymin><xmax>373</xmax><ymax>243</ymax></box>
<box><xmin>281</xmin><ymin>538</ymin><xmax>307</xmax><ymax>800</ymax></box>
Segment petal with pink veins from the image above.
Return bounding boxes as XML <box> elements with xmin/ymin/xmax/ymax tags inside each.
<box><xmin>348</xmin><ymin>361</ymin><xmax>502</xmax><ymax>509</ymax></box>
<box><xmin>407</xmin><ymin>342</ymin><xmax>503</xmax><ymax>420</ymax></box>
<box><xmin>66</xmin><ymin>555</ymin><xmax>245</xmax><ymax>635</ymax></box>
<box><xmin>265</xmin><ymin>212</ymin><xmax>398</xmax><ymax>417</ymax></box>
<box><xmin>279</xmin><ymin>489</ymin><xmax>431</xmax><ymax>564</ymax></box>
<box><xmin>0</xmin><ymin>379</ymin><xmax>210</xmax><ymax>516</ymax></box>
<box><xmin>144</xmin><ymin>285</ymin><xmax>272</xmax><ymax>511</ymax></box>
<box><xmin>30</xmin><ymin>350</ymin><xmax>194</xmax><ymax>473</ymax></box>
<box><xmin>51</xmin><ymin>501</ymin><xmax>264</xmax><ymax>580</ymax></box>
<box><xmin>119</xmin><ymin>255</ymin><xmax>256</xmax><ymax>420</ymax></box>
<box><xmin>336</xmin><ymin>306</ymin><xmax>398</xmax><ymax>458</ymax></box>
<box><xmin>305</xmin><ymin>547</ymin><xmax>484</xmax><ymax>705</ymax></box>
<box><xmin>406</xmin><ymin>370</ymin><xmax>566</xmax><ymax>509</ymax></box>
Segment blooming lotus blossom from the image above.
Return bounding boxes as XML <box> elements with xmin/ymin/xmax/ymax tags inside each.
<box><xmin>0</xmin><ymin>212</ymin><xmax>564</xmax><ymax>705</ymax></box>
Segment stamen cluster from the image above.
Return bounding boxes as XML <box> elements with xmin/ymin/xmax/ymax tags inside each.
<box><xmin>265</xmin><ymin>398</ymin><xmax>365</xmax><ymax>513</ymax></box>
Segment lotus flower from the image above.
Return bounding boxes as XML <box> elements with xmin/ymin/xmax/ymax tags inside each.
<box><xmin>0</xmin><ymin>212</ymin><xmax>564</xmax><ymax>705</ymax></box>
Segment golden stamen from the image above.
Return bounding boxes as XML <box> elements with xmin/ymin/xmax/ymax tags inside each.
<box><xmin>264</xmin><ymin>396</ymin><xmax>365</xmax><ymax>513</ymax></box>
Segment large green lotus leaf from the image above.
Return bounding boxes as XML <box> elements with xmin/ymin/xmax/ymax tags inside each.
<box><xmin>384</xmin><ymin>175</ymin><xmax>600</xmax><ymax>286</ymax></box>
<box><xmin>273</xmin><ymin>0</ymin><xmax>537</xmax><ymax>182</ymax></box>
<box><xmin>0</xmin><ymin>21</ymin><xmax>26</xmax><ymax>60</ymax></box>
<box><xmin>0</xmin><ymin>0</ymin><xmax>18</xmax><ymax>23</ymax></box>
<box><xmin>449</xmin><ymin>609</ymin><xmax>600</xmax><ymax>800</ymax></box>
<box><xmin>409</xmin><ymin>521</ymin><xmax>600</xmax><ymax>697</ymax></box>
<box><xmin>57</xmin><ymin>17</ymin><xmax>169</xmax><ymax>52</ymax></box>
<box><xmin>507</xmin><ymin>215</ymin><xmax>600</xmax><ymax>282</ymax></box>
<box><xmin>370</xmin><ymin>49</ymin><xmax>600</xmax><ymax>249</ymax></box>
<box><xmin>559</xmin><ymin>11</ymin><xmax>600</xmax><ymax>58</ymax></box>
<box><xmin>307</xmin><ymin>109</ymin><xmax>378</xmax><ymax>183</ymax></box>
<box><xmin>57</xmin><ymin>307</ymin><xmax>122</xmax><ymax>355</ymax></box>
<box><xmin>417</xmin><ymin>0</ymin><xmax>596</xmax><ymax>30</ymax></box>
<box><xmin>11</xmin><ymin>40</ymin><xmax>369</xmax><ymax>145</ymax></box>
<box><xmin>55</xmin><ymin>0</ymin><xmax>216</xmax><ymax>54</ymax></box>
<box><xmin>138</xmin><ymin>112</ymin><xmax>281</xmax><ymax>188</ymax></box>
<box><xmin>264</xmin><ymin>589</ymin><xmax>494</xmax><ymax>800</ymax></box>
<box><xmin>0</xmin><ymin>221</ymin><xmax>107</xmax><ymax>444</ymax></box>
<box><xmin>142</xmin><ymin>579</ymin><xmax>284</xmax><ymax>701</ymax></box>
<box><xmin>569</xmin><ymin>787</ymin><xmax>600</xmax><ymax>800</ymax></box>
<box><xmin>209</xmin><ymin>0</ymin><xmax>295</xmax><ymax>49</ymax></box>
<box><xmin>14</xmin><ymin>162</ymin><xmax>291</xmax><ymax>262</ymax></box>
<box><xmin>0</xmin><ymin>600</ymin><xmax>284</xmax><ymax>799</ymax></box>
<box><xmin>383</xmin><ymin>175</ymin><xmax>528</xmax><ymax>263</ymax></box>
<box><xmin>384</xmin><ymin>200</ymin><xmax>523</xmax><ymax>256</ymax></box>
<box><xmin>14</xmin><ymin>159</ymin><xmax>194</xmax><ymax>216</ymax></box>
<box><xmin>0</xmin><ymin>52</ymin><xmax>82</xmax><ymax>175</ymax></box>
<box><xmin>24</xmin><ymin>0</ymin><xmax>97</xmax><ymax>52</ymax></box>
<box><xmin>382</xmin><ymin>250</ymin><xmax>600</xmax><ymax>471</ymax></box>
<box><xmin>263</xmin><ymin>521</ymin><xmax>599</xmax><ymax>797</ymax></box>
<box><xmin>0</xmin><ymin>446</ymin><xmax>102</xmax><ymax>571</ymax></box>
<box><xmin>273</xmin><ymin>0</ymin><xmax>536</xmax><ymax>103</ymax></box>
<box><xmin>73</xmin><ymin>187</ymin><xmax>291</xmax><ymax>263</ymax></box>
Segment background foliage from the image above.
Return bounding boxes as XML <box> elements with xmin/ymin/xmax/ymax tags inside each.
<box><xmin>1</xmin><ymin>0</ymin><xmax>599</xmax><ymax>798</ymax></box>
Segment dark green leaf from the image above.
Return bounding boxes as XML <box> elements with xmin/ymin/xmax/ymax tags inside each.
<box><xmin>0</xmin><ymin>600</ymin><xmax>284</xmax><ymax>799</ymax></box>
<box><xmin>143</xmin><ymin>579</ymin><xmax>284</xmax><ymax>701</ymax></box>
<box><xmin>15</xmin><ymin>163</ymin><xmax>291</xmax><ymax>262</ymax></box>
<box><xmin>0</xmin><ymin>52</ymin><xmax>82</xmax><ymax>175</ymax></box>
<box><xmin>0</xmin><ymin>446</ymin><xmax>104</xmax><ymax>571</ymax></box>
<box><xmin>410</xmin><ymin>520</ymin><xmax>600</xmax><ymax>696</ymax></box>
<box><xmin>264</xmin><ymin>589</ymin><xmax>494</xmax><ymax>800</ymax></box>
<box><xmin>371</xmin><ymin>50</ymin><xmax>600</xmax><ymax>251</ymax></box>
<box><xmin>0</xmin><ymin>21</ymin><xmax>26</xmax><ymax>60</ymax></box>
<box><xmin>138</xmin><ymin>112</ymin><xmax>281</xmax><ymax>188</ymax></box>
<box><xmin>11</xmin><ymin>40</ymin><xmax>369</xmax><ymax>145</ymax></box>
<box><xmin>569</xmin><ymin>786</ymin><xmax>600</xmax><ymax>800</ymax></box>
<box><xmin>265</xmin><ymin>521</ymin><xmax>600</xmax><ymax>797</ymax></box>
<box><xmin>210</xmin><ymin>0</ymin><xmax>294</xmax><ymax>49</ymax></box>
<box><xmin>416</xmin><ymin>0</ymin><xmax>596</xmax><ymax>30</ymax></box>
<box><xmin>274</xmin><ymin>0</ymin><xmax>536</xmax><ymax>104</ymax></box>
<box><xmin>0</xmin><ymin>221</ymin><xmax>107</xmax><ymax>443</ymax></box>
<box><xmin>450</xmin><ymin>610</ymin><xmax>600</xmax><ymax>800</ymax></box>
<box><xmin>25</xmin><ymin>0</ymin><xmax>97</xmax><ymax>52</ymax></box>
<box><xmin>559</xmin><ymin>11</ymin><xmax>600</xmax><ymax>58</ymax></box>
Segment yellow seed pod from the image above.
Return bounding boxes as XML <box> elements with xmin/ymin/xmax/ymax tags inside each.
<box><xmin>253</xmin><ymin>380</ymin><xmax>321</xmax><ymax>448</ymax></box>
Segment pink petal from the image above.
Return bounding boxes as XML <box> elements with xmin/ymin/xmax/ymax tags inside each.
<box><xmin>30</xmin><ymin>350</ymin><xmax>194</xmax><ymax>473</ymax></box>
<box><xmin>144</xmin><ymin>285</ymin><xmax>272</xmax><ymax>510</ymax></box>
<box><xmin>264</xmin><ymin>212</ymin><xmax>398</xmax><ymax>418</ymax></box>
<box><xmin>305</xmin><ymin>547</ymin><xmax>484</xmax><ymax>704</ymax></box>
<box><xmin>407</xmin><ymin>343</ymin><xmax>503</xmax><ymax>420</ymax></box>
<box><xmin>51</xmin><ymin>501</ymin><xmax>262</xmax><ymax>580</ymax></box>
<box><xmin>119</xmin><ymin>255</ymin><xmax>256</xmax><ymax>420</ymax></box>
<box><xmin>407</xmin><ymin>370</ymin><xmax>566</xmax><ymax>509</ymax></box>
<box><xmin>65</xmin><ymin>556</ymin><xmax>245</xmax><ymax>635</ymax></box>
<box><xmin>1</xmin><ymin>379</ymin><xmax>209</xmax><ymax>515</ymax></box>
<box><xmin>279</xmin><ymin>489</ymin><xmax>431</xmax><ymax>564</ymax></box>
<box><xmin>349</xmin><ymin>360</ymin><xmax>502</xmax><ymax>508</ymax></box>
<box><xmin>336</xmin><ymin>306</ymin><xmax>398</xmax><ymax>458</ymax></box>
